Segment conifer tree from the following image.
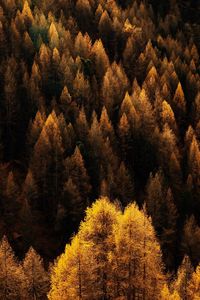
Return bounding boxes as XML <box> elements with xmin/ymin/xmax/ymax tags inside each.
<box><xmin>187</xmin><ymin>265</ymin><xmax>200</xmax><ymax>299</ymax></box>
<box><xmin>49</xmin><ymin>22</ymin><xmax>59</xmax><ymax>49</ymax></box>
<box><xmin>23</xmin><ymin>247</ymin><xmax>50</xmax><ymax>300</ymax></box>
<box><xmin>22</xmin><ymin>169</ymin><xmax>38</xmax><ymax>206</ymax></box>
<box><xmin>49</xmin><ymin>235</ymin><xmax>92</xmax><ymax>300</ymax></box>
<box><xmin>173</xmin><ymin>256</ymin><xmax>194</xmax><ymax>300</ymax></box>
<box><xmin>49</xmin><ymin>198</ymin><xmax>120</xmax><ymax>299</ymax></box>
<box><xmin>172</xmin><ymin>82</ymin><xmax>186</xmax><ymax>123</ymax></box>
<box><xmin>181</xmin><ymin>216</ymin><xmax>200</xmax><ymax>265</ymax></box>
<box><xmin>91</xmin><ymin>39</ymin><xmax>110</xmax><ymax>81</ymax></box>
<box><xmin>0</xmin><ymin>236</ymin><xmax>25</xmax><ymax>300</ymax></box>
<box><xmin>111</xmin><ymin>203</ymin><xmax>165</xmax><ymax>299</ymax></box>
<box><xmin>161</xmin><ymin>285</ymin><xmax>181</xmax><ymax>300</ymax></box>
<box><xmin>64</xmin><ymin>146</ymin><xmax>91</xmax><ymax>201</ymax></box>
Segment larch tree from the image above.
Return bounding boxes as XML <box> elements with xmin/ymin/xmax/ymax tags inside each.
<box><xmin>4</xmin><ymin>59</ymin><xmax>19</xmax><ymax>159</ymax></box>
<box><xmin>146</xmin><ymin>171</ymin><xmax>165</xmax><ymax>231</ymax></box>
<box><xmin>28</xmin><ymin>110</ymin><xmax>46</xmax><ymax>149</ymax></box>
<box><xmin>75</xmin><ymin>107</ymin><xmax>89</xmax><ymax>142</ymax></box>
<box><xmin>76</xmin><ymin>0</ymin><xmax>92</xmax><ymax>33</ymax></box>
<box><xmin>99</xmin><ymin>106</ymin><xmax>115</xmax><ymax>144</ymax></box>
<box><xmin>114</xmin><ymin>161</ymin><xmax>134</xmax><ymax>206</ymax></box>
<box><xmin>31</xmin><ymin>128</ymin><xmax>50</xmax><ymax>200</ymax></box>
<box><xmin>172</xmin><ymin>82</ymin><xmax>186</xmax><ymax>124</ymax></box>
<box><xmin>62</xmin><ymin>177</ymin><xmax>83</xmax><ymax>226</ymax></box>
<box><xmin>29</xmin><ymin>61</ymin><xmax>42</xmax><ymax>108</ymax></box>
<box><xmin>64</xmin><ymin>146</ymin><xmax>91</xmax><ymax>202</ymax></box>
<box><xmin>181</xmin><ymin>216</ymin><xmax>200</xmax><ymax>266</ymax></box>
<box><xmin>73</xmin><ymin>70</ymin><xmax>91</xmax><ymax>110</ymax></box>
<box><xmin>188</xmin><ymin>135</ymin><xmax>200</xmax><ymax>191</ymax></box>
<box><xmin>6</xmin><ymin>171</ymin><xmax>19</xmax><ymax>201</ymax></box>
<box><xmin>98</xmin><ymin>10</ymin><xmax>113</xmax><ymax>50</ymax></box>
<box><xmin>49</xmin><ymin>197</ymin><xmax>120</xmax><ymax>299</ymax></box>
<box><xmin>161</xmin><ymin>100</ymin><xmax>177</xmax><ymax>133</ymax></box>
<box><xmin>77</xmin><ymin>197</ymin><xmax>120</xmax><ymax>299</ymax></box>
<box><xmin>22</xmin><ymin>0</ymin><xmax>34</xmax><ymax>27</ymax></box>
<box><xmin>22</xmin><ymin>169</ymin><xmax>38</xmax><ymax>206</ymax></box>
<box><xmin>173</xmin><ymin>256</ymin><xmax>194</xmax><ymax>300</ymax></box>
<box><xmin>48</xmin><ymin>235</ymin><xmax>93</xmax><ymax>300</ymax></box>
<box><xmin>118</xmin><ymin>113</ymin><xmax>132</xmax><ymax>162</ymax></box>
<box><xmin>74</xmin><ymin>32</ymin><xmax>92</xmax><ymax>59</ymax></box>
<box><xmin>48</xmin><ymin>22</ymin><xmax>59</xmax><ymax>49</ymax></box>
<box><xmin>137</xmin><ymin>88</ymin><xmax>155</xmax><ymax>136</ymax></box>
<box><xmin>91</xmin><ymin>39</ymin><xmax>110</xmax><ymax>81</ymax></box>
<box><xmin>120</xmin><ymin>92</ymin><xmax>140</xmax><ymax>132</ymax></box>
<box><xmin>23</xmin><ymin>247</ymin><xmax>50</xmax><ymax>300</ymax></box>
<box><xmin>160</xmin><ymin>284</ymin><xmax>181</xmax><ymax>300</ymax></box>
<box><xmin>0</xmin><ymin>236</ymin><xmax>25</xmax><ymax>300</ymax></box>
<box><xmin>102</xmin><ymin>62</ymin><xmax>129</xmax><ymax>117</ymax></box>
<box><xmin>187</xmin><ymin>264</ymin><xmax>200</xmax><ymax>299</ymax></box>
<box><xmin>111</xmin><ymin>203</ymin><xmax>165</xmax><ymax>299</ymax></box>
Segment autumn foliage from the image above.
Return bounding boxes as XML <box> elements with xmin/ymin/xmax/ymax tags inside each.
<box><xmin>0</xmin><ymin>0</ymin><xmax>200</xmax><ymax>298</ymax></box>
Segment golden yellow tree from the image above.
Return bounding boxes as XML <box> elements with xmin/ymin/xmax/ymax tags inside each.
<box><xmin>23</xmin><ymin>247</ymin><xmax>50</xmax><ymax>300</ymax></box>
<box><xmin>0</xmin><ymin>236</ymin><xmax>25</xmax><ymax>300</ymax></box>
<box><xmin>187</xmin><ymin>265</ymin><xmax>200</xmax><ymax>299</ymax></box>
<box><xmin>160</xmin><ymin>284</ymin><xmax>181</xmax><ymax>300</ymax></box>
<box><xmin>49</xmin><ymin>197</ymin><xmax>120</xmax><ymax>299</ymax></box>
<box><xmin>111</xmin><ymin>203</ymin><xmax>165</xmax><ymax>299</ymax></box>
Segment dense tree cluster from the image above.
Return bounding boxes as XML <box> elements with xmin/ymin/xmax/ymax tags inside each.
<box><xmin>0</xmin><ymin>236</ymin><xmax>49</xmax><ymax>299</ymax></box>
<box><xmin>0</xmin><ymin>198</ymin><xmax>200</xmax><ymax>299</ymax></box>
<box><xmin>0</xmin><ymin>0</ymin><xmax>200</xmax><ymax>293</ymax></box>
<box><xmin>49</xmin><ymin>197</ymin><xmax>200</xmax><ymax>299</ymax></box>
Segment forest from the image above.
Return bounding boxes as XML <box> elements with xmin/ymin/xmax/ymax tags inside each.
<box><xmin>0</xmin><ymin>0</ymin><xmax>200</xmax><ymax>298</ymax></box>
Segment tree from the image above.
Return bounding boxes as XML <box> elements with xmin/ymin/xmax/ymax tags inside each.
<box><xmin>28</xmin><ymin>111</ymin><xmax>46</xmax><ymax>149</ymax></box>
<box><xmin>6</xmin><ymin>171</ymin><xmax>19</xmax><ymax>201</ymax></box>
<box><xmin>49</xmin><ymin>197</ymin><xmax>120</xmax><ymax>299</ymax></box>
<box><xmin>137</xmin><ymin>88</ymin><xmax>155</xmax><ymax>136</ymax></box>
<box><xmin>48</xmin><ymin>22</ymin><xmax>59</xmax><ymax>49</ymax></box>
<box><xmin>31</xmin><ymin>112</ymin><xmax>64</xmax><ymax>214</ymax></box>
<box><xmin>49</xmin><ymin>235</ymin><xmax>93</xmax><ymax>300</ymax></box>
<box><xmin>173</xmin><ymin>256</ymin><xmax>194</xmax><ymax>299</ymax></box>
<box><xmin>91</xmin><ymin>39</ymin><xmax>110</xmax><ymax>81</ymax></box>
<box><xmin>76</xmin><ymin>0</ymin><xmax>92</xmax><ymax>33</ymax></box>
<box><xmin>74</xmin><ymin>32</ymin><xmax>91</xmax><ymax>59</ymax></box>
<box><xmin>161</xmin><ymin>188</ymin><xmax>178</xmax><ymax>270</ymax></box>
<box><xmin>146</xmin><ymin>171</ymin><xmax>165</xmax><ymax>230</ymax></box>
<box><xmin>111</xmin><ymin>203</ymin><xmax>165</xmax><ymax>299</ymax></box>
<box><xmin>75</xmin><ymin>107</ymin><xmax>89</xmax><ymax>142</ymax></box>
<box><xmin>161</xmin><ymin>284</ymin><xmax>181</xmax><ymax>300</ymax></box>
<box><xmin>181</xmin><ymin>216</ymin><xmax>200</xmax><ymax>265</ymax></box>
<box><xmin>73</xmin><ymin>70</ymin><xmax>91</xmax><ymax>110</ymax></box>
<box><xmin>22</xmin><ymin>169</ymin><xmax>38</xmax><ymax>206</ymax></box>
<box><xmin>187</xmin><ymin>264</ymin><xmax>200</xmax><ymax>299</ymax></box>
<box><xmin>64</xmin><ymin>146</ymin><xmax>91</xmax><ymax>201</ymax></box>
<box><xmin>4</xmin><ymin>59</ymin><xmax>19</xmax><ymax>159</ymax></box>
<box><xmin>22</xmin><ymin>1</ymin><xmax>33</xmax><ymax>27</ymax></box>
<box><xmin>62</xmin><ymin>178</ymin><xmax>83</xmax><ymax>225</ymax></box>
<box><xmin>23</xmin><ymin>247</ymin><xmax>50</xmax><ymax>300</ymax></box>
<box><xmin>120</xmin><ymin>92</ymin><xmax>139</xmax><ymax>132</ymax></box>
<box><xmin>114</xmin><ymin>162</ymin><xmax>134</xmax><ymax>206</ymax></box>
<box><xmin>188</xmin><ymin>136</ymin><xmax>200</xmax><ymax>190</ymax></box>
<box><xmin>118</xmin><ymin>113</ymin><xmax>132</xmax><ymax>162</ymax></box>
<box><xmin>99</xmin><ymin>106</ymin><xmax>115</xmax><ymax>144</ymax></box>
<box><xmin>161</xmin><ymin>100</ymin><xmax>177</xmax><ymax>133</ymax></box>
<box><xmin>0</xmin><ymin>236</ymin><xmax>25</xmax><ymax>300</ymax></box>
<box><xmin>102</xmin><ymin>62</ymin><xmax>129</xmax><ymax>117</ymax></box>
<box><xmin>172</xmin><ymin>82</ymin><xmax>186</xmax><ymax>123</ymax></box>
<box><xmin>159</xmin><ymin>124</ymin><xmax>180</xmax><ymax>173</ymax></box>
<box><xmin>98</xmin><ymin>10</ymin><xmax>113</xmax><ymax>50</ymax></box>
